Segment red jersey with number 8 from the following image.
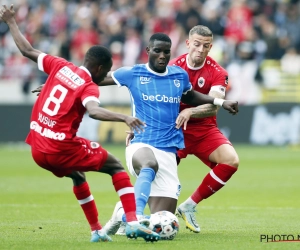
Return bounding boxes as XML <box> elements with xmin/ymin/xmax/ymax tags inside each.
<box><xmin>25</xmin><ymin>53</ymin><xmax>100</xmax><ymax>154</ymax></box>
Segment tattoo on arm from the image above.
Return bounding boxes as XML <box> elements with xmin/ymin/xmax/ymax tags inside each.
<box><xmin>189</xmin><ymin>91</ymin><xmax>225</xmax><ymax>118</ymax></box>
<box><xmin>190</xmin><ymin>104</ymin><xmax>218</xmax><ymax>118</ymax></box>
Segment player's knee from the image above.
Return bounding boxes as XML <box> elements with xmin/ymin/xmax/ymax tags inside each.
<box><xmin>229</xmin><ymin>154</ymin><xmax>239</xmax><ymax>168</ymax></box>
<box><xmin>114</xmin><ymin>158</ymin><xmax>123</xmax><ymax>168</ymax></box>
<box><xmin>133</xmin><ymin>161</ymin><xmax>158</xmax><ymax>175</ymax></box>
<box><xmin>115</xmin><ymin>164</ymin><xmax>126</xmax><ymax>173</ymax></box>
<box><xmin>221</xmin><ymin>153</ymin><xmax>239</xmax><ymax>168</ymax></box>
<box><xmin>110</xmin><ymin>160</ymin><xmax>126</xmax><ymax>175</ymax></box>
<box><xmin>69</xmin><ymin>171</ymin><xmax>86</xmax><ymax>185</ymax></box>
<box><xmin>143</xmin><ymin>159</ymin><xmax>158</xmax><ymax>172</ymax></box>
<box><xmin>132</xmin><ymin>155</ymin><xmax>158</xmax><ymax>173</ymax></box>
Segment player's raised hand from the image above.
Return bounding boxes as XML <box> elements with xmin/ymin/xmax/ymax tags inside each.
<box><xmin>175</xmin><ymin>108</ymin><xmax>192</xmax><ymax>130</ymax></box>
<box><xmin>124</xmin><ymin>116</ymin><xmax>146</xmax><ymax>134</ymax></box>
<box><xmin>222</xmin><ymin>100</ymin><xmax>239</xmax><ymax>115</ymax></box>
<box><xmin>0</xmin><ymin>4</ymin><xmax>15</xmax><ymax>23</ymax></box>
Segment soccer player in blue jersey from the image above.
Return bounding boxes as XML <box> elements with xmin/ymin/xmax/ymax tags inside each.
<box><xmin>32</xmin><ymin>33</ymin><xmax>238</xmax><ymax>234</ymax></box>
<box><xmin>99</xmin><ymin>33</ymin><xmax>238</xmax><ymax>235</ymax></box>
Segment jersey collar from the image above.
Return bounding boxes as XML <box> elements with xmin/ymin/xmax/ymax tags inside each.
<box><xmin>79</xmin><ymin>66</ymin><xmax>91</xmax><ymax>77</ymax></box>
<box><xmin>145</xmin><ymin>63</ymin><xmax>168</xmax><ymax>76</ymax></box>
<box><xmin>186</xmin><ymin>54</ymin><xmax>206</xmax><ymax>70</ymax></box>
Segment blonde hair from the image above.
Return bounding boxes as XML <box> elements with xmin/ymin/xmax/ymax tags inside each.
<box><xmin>189</xmin><ymin>25</ymin><xmax>213</xmax><ymax>40</ymax></box>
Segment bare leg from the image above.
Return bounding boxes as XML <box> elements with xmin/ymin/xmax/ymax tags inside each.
<box><xmin>148</xmin><ymin>197</ymin><xmax>177</xmax><ymax>214</ymax></box>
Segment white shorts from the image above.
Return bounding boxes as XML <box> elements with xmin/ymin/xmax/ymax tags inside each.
<box><xmin>125</xmin><ymin>143</ymin><xmax>181</xmax><ymax>199</ymax></box>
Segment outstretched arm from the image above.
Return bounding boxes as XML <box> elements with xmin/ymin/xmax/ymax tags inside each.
<box><xmin>0</xmin><ymin>4</ymin><xmax>42</xmax><ymax>62</ymax></box>
<box><xmin>181</xmin><ymin>89</ymin><xmax>215</xmax><ymax>106</ymax></box>
<box><xmin>85</xmin><ymin>101</ymin><xmax>145</xmax><ymax>133</ymax></box>
<box><xmin>181</xmin><ymin>90</ymin><xmax>238</xmax><ymax>113</ymax></box>
<box><xmin>177</xmin><ymin>90</ymin><xmax>238</xmax><ymax>129</ymax></box>
<box><xmin>180</xmin><ymin>90</ymin><xmax>222</xmax><ymax>119</ymax></box>
<box><xmin>98</xmin><ymin>74</ymin><xmax>117</xmax><ymax>86</ymax></box>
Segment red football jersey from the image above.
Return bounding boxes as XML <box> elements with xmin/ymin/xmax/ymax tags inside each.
<box><xmin>25</xmin><ymin>53</ymin><xmax>100</xmax><ymax>154</ymax></box>
<box><xmin>169</xmin><ymin>54</ymin><xmax>228</xmax><ymax>130</ymax></box>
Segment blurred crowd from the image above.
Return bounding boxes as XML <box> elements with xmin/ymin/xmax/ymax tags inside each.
<box><xmin>1</xmin><ymin>0</ymin><xmax>300</xmax><ymax>104</ymax></box>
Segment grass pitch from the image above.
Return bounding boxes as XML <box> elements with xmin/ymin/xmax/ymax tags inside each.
<box><xmin>0</xmin><ymin>143</ymin><xmax>299</xmax><ymax>250</ymax></box>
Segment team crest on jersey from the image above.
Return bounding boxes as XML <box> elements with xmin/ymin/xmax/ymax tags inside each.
<box><xmin>225</xmin><ymin>76</ymin><xmax>228</xmax><ymax>85</ymax></box>
<box><xmin>174</xmin><ymin>79</ymin><xmax>180</xmax><ymax>87</ymax></box>
<box><xmin>198</xmin><ymin>77</ymin><xmax>205</xmax><ymax>88</ymax></box>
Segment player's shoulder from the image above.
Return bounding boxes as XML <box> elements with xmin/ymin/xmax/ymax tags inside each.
<box><xmin>114</xmin><ymin>65</ymin><xmax>133</xmax><ymax>73</ymax></box>
<box><xmin>116</xmin><ymin>64</ymin><xmax>142</xmax><ymax>73</ymax></box>
<box><xmin>131</xmin><ymin>64</ymin><xmax>151</xmax><ymax>76</ymax></box>
<box><xmin>112</xmin><ymin>66</ymin><xmax>134</xmax><ymax>78</ymax></box>
<box><xmin>167</xmin><ymin>64</ymin><xmax>187</xmax><ymax>74</ymax></box>
<box><xmin>43</xmin><ymin>54</ymin><xmax>68</xmax><ymax>64</ymax></box>
<box><xmin>167</xmin><ymin>65</ymin><xmax>189</xmax><ymax>79</ymax></box>
<box><xmin>205</xmin><ymin>56</ymin><xmax>227</xmax><ymax>75</ymax></box>
<box><xmin>169</xmin><ymin>54</ymin><xmax>187</xmax><ymax>66</ymax></box>
<box><xmin>132</xmin><ymin>64</ymin><xmax>145</xmax><ymax>70</ymax></box>
<box><xmin>55</xmin><ymin>64</ymin><xmax>96</xmax><ymax>90</ymax></box>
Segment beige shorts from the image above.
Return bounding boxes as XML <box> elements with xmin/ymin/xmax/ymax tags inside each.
<box><xmin>125</xmin><ymin>143</ymin><xmax>181</xmax><ymax>199</ymax></box>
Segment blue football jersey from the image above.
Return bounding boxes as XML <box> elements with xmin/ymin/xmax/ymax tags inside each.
<box><xmin>111</xmin><ymin>63</ymin><xmax>192</xmax><ymax>152</ymax></box>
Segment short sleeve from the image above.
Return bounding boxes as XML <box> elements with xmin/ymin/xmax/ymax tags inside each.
<box><xmin>212</xmin><ymin>69</ymin><xmax>229</xmax><ymax>88</ymax></box>
<box><xmin>81</xmin><ymin>84</ymin><xmax>100</xmax><ymax>107</ymax></box>
<box><xmin>209</xmin><ymin>69</ymin><xmax>228</xmax><ymax>96</ymax></box>
<box><xmin>111</xmin><ymin>66</ymin><xmax>133</xmax><ymax>88</ymax></box>
<box><xmin>38</xmin><ymin>53</ymin><xmax>67</xmax><ymax>75</ymax></box>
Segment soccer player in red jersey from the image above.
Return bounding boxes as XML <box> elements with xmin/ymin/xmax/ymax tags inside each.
<box><xmin>0</xmin><ymin>4</ymin><xmax>160</xmax><ymax>242</ymax></box>
<box><xmin>169</xmin><ymin>25</ymin><xmax>239</xmax><ymax>233</ymax></box>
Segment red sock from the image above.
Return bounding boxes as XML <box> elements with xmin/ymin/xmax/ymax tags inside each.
<box><xmin>191</xmin><ymin>164</ymin><xmax>238</xmax><ymax>203</ymax></box>
<box><xmin>112</xmin><ymin>172</ymin><xmax>136</xmax><ymax>222</ymax></box>
<box><xmin>73</xmin><ymin>182</ymin><xmax>101</xmax><ymax>231</ymax></box>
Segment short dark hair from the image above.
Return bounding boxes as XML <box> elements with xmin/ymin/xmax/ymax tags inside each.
<box><xmin>85</xmin><ymin>45</ymin><xmax>112</xmax><ymax>65</ymax></box>
<box><xmin>149</xmin><ymin>33</ymin><xmax>172</xmax><ymax>45</ymax></box>
<box><xmin>189</xmin><ymin>25</ymin><xmax>213</xmax><ymax>39</ymax></box>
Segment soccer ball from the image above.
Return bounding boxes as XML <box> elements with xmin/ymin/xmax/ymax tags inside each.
<box><xmin>148</xmin><ymin>211</ymin><xmax>179</xmax><ymax>240</ymax></box>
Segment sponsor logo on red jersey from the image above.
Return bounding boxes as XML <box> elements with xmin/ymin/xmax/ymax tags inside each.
<box><xmin>55</xmin><ymin>66</ymin><xmax>85</xmax><ymax>89</ymax></box>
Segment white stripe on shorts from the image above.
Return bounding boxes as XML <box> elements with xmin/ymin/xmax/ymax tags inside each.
<box><xmin>78</xmin><ymin>195</ymin><xmax>94</xmax><ymax>205</ymax></box>
<box><xmin>210</xmin><ymin>170</ymin><xmax>226</xmax><ymax>185</ymax></box>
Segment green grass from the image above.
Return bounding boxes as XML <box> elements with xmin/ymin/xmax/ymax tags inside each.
<box><xmin>0</xmin><ymin>144</ymin><xmax>300</xmax><ymax>250</ymax></box>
